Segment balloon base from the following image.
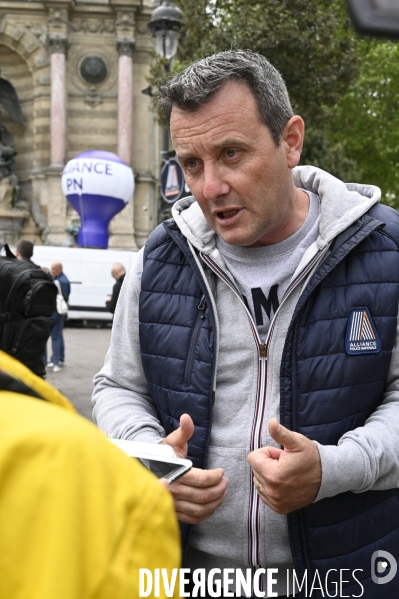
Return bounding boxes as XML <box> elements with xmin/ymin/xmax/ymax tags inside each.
<box><xmin>66</xmin><ymin>193</ymin><xmax>126</xmax><ymax>249</ymax></box>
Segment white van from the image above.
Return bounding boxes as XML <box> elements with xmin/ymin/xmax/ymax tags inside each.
<box><xmin>32</xmin><ymin>246</ymin><xmax>137</xmax><ymax>321</ymax></box>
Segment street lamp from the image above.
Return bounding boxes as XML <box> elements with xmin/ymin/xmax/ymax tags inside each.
<box><xmin>147</xmin><ymin>1</ymin><xmax>184</xmax><ymax>223</ymax></box>
<box><xmin>147</xmin><ymin>1</ymin><xmax>184</xmax><ymax>67</ymax></box>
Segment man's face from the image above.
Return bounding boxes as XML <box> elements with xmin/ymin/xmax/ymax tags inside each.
<box><xmin>51</xmin><ymin>263</ymin><xmax>61</xmax><ymax>277</ymax></box>
<box><xmin>111</xmin><ymin>267</ymin><xmax>120</xmax><ymax>280</ymax></box>
<box><xmin>170</xmin><ymin>80</ymin><xmax>304</xmax><ymax>247</ymax></box>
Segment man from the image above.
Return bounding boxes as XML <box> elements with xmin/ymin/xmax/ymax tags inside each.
<box><xmin>15</xmin><ymin>239</ymin><xmax>39</xmax><ymax>267</ymax></box>
<box><xmin>48</xmin><ymin>261</ymin><xmax>70</xmax><ymax>372</ymax></box>
<box><xmin>105</xmin><ymin>262</ymin><xmax>126</xmax><ymax>314</ymax></box>
<box><xmin>93</xmin><ymin>50</ymin><xmax>399</xmax><ymax>598</ymax></box>
<box><xmin>0</xmin><ymin>349</ymin><xmax>180</xmax><ymax>599</ymax></box>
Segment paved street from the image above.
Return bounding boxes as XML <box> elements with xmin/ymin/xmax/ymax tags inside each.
<box><xmin>45</xmin><ymin>325</ymin><xmax>112</xmax><ymax>421</ymax></box>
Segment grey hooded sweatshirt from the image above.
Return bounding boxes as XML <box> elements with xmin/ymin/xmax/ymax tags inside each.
<box><xmin>92</xmin><ymin>166</ymin><xmax>399</xmax><ymax>597</ymax></box>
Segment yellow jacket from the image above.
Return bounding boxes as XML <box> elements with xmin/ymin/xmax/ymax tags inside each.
<box><xmin>0</xmin><ymin>351</ymin><xmax>180</xmax><ymax>599</ymax></box>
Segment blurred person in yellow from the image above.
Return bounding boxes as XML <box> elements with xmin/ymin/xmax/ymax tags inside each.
<box><xmin>0</xmin><ymin>349</ymin><xmax>180</xmax><ymax>599</ymax></box>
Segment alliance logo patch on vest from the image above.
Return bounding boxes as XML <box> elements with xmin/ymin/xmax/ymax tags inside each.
<box><xmin>345</xmin><ymin>307</ymin><xmax>381</xmax><ymax>355</ymax></box>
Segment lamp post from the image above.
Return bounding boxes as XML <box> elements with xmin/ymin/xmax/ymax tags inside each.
<box><xmin>147</xmin><ymin>1</ymin><xmax>184</xmax><ymax>222</ymax></box>
<box><xmin>147</xmin><ymin>1</ymin><xmax>184</xmax><ymax>68</ymax></box>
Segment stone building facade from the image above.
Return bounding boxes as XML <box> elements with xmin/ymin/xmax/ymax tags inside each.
<box><xmin>0</xmin><ymin>0</ymin><xmax>160</xmax><ymax>250</ymax></box>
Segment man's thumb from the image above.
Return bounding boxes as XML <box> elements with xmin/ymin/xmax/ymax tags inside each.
<box><xmin>268</xmin><ymin>418</ymin><xmax>303</xmax><ymax>451</ymax></box>
<box><xmin>164</xmin><ymin>413</ymin><xmax>194</xmax><ymax>457</ymax></box>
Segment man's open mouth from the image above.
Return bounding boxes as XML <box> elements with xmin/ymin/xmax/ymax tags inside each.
<box><xmin>217</xmin><ymin>209</ymin><xmax>239</xmax><ymax>219</ymax></box>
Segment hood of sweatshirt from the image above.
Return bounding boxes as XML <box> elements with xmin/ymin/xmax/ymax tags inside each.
<box><xmin>171</xmin><ymin>165</ymin><xmax>381</xmax><ymax>252</ymax></box>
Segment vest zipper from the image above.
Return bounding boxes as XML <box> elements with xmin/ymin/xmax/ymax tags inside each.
<box><xmin>200</xmin><ymin>247</ymin><xmax>326</xmax><ymax>572</ymax></box>
<box><xmin>184</xmin><ymin>295</ymin><xmax>206</xmax><ymax>387</ymax></box>
<box><xmin>200</xmin><ymin>252</ymin><xmax>271</xmax><ymax>573</ymax></box>
<box><xmin>184</xmin><ymin>216</ymin><xmax>383</xmax><ymax>575</ymax></box>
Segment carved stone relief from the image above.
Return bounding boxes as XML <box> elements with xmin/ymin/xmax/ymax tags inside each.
<box><xmin>115</xmin><ymin>12</ymin><xmax>135</xmax><ymax>31</ymax></box>
<box><xmin>48</xmin><ymin>36</ymin><xmax>68</xmax><ymax>55</ymax></box>
<box><xmin>70</xmin><ymin>19</ymin><xmax>115</xmax><ymax>34</ymax></box>
<box><xmin>84</xmin><ymin>86</ymin><xmax>102</xmax><ymax>108</ymax></box>
<box><xmin>116</xmin><ymin>39</ymin><xmax>135</xmax><ymax>57</ymax></box>
<box><xmin>48</xmin><ymin>8</ymin><xmax>68</xmax><ymax>28</ymax></box>
<box><xmin>25</xmin><ymin>23</ymin><xmax>48</xmax><ymax>46</ymax></box>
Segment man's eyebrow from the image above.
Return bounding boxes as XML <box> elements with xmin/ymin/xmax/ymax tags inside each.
<box><xmin>212</xmin><ymin>138</ymin><xmax>249</xmax><ymax>150</ymax></box>
<box><xmin>176</xmin><ymin>138</ymin><xmax>248</xmax><ymax>161</ymax></box>
<box><xmin>175</xmin><ymin>152</ymin><xmax>194</xmax><ymax>161</ymax></box>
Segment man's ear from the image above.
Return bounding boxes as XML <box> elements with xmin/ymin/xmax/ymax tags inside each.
<box><xmin>282</xmin><ymin>116</ymin><xmax>305</xmax><ymax>169</ymax></box>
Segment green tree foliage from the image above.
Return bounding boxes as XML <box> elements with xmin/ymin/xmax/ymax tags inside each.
<box><xmin>148</xmin><ymin>0</ymin><xmax>399</xmax><ymax>204</ymax></box>
<box><xmin>149</xmin><ymin>1</ymin><xmax>358</xmax><ymax>127</ymax></box>
<box><xmin>331</xmin><ymin>40</ymin><xmax>399</xmax><ymax>205</ymax></box>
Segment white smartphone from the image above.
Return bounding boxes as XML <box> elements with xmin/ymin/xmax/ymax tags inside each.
<box><xmin>109</xmin><ymin>439</ymin><xmax>192</xmax><ymax>483</ymax></box>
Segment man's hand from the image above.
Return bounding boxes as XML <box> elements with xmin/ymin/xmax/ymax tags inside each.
<box><xmin>161</xmin><ymin>414</ymin><xmax>229</xmax><ymax>524</ymax></box>
<box><xmin>248</xmin><ymin>418</ymin><xmax>321</xmax><ymax>515</ymax></box>
<box><xmin>161</xmin><ymin>413</ymin><xmax>194</xmax><ymax>458</ymax></box>
<box><xmin>168</xmin><ymin>467</ymin><xmax>229</xmax><ymax>524</ymax></box>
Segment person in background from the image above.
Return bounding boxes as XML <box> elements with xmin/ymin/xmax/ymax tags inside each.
<box><xmin>0</xmin><ymin>349</ymin><xmax>180</xmax><ymax>599</ymax></box>
<box><xmin>105</xmin><ymin>262</ymin><xmax>126</xmax><ymax>314</ymax></box>
<box><xmin>41</xmin><ymin>267</ymin><xmax>53</xmax><ymax>369</ymax></box>
<box><xmin>47</xmin><ymin>261</ymin><xmax>70</xmax><ymax>373</ymax></box>
<box><xmin>15</xmin><ymin>239</ymin><xmax>39</xmax><ymax>267</ymax></box>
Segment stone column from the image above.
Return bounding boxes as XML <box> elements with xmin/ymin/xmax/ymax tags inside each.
<box><xmin>49</xmin><ymin>36</ymin><xmax>67</xmax><ymax>166</ymax></box>
<box><xmin>116</xmin><ymin>39</ymin><xmax>134</xmax><ymax>166</ymax></box>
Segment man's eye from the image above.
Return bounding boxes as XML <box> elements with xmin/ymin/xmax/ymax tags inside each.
<box><xmin>186</xmin><ymin>159</ymin><xmax>198</xmax><ymax>169</ymax></box>
<box><xmin>225</xmin><ymin>149</ymin><xmax>238</xmax><ymax>158</ymax></box>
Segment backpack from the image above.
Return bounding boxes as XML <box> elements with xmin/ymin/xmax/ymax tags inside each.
<box><xmin>0</xmin><ymin>245</ymin><xmax>58</xmax><ymax>377</ymax></box>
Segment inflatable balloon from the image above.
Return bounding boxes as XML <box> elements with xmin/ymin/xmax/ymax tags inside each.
<box><xmin>61</xmin><ymin>150</ymin><xmax>134</xmax><ymax>248</ymax></box>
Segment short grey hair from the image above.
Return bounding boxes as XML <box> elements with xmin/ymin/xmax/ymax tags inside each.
<box><xmin>158</xmin><ymin>49</ymin><xmax>294</xmax><ymax>146</ymax></box>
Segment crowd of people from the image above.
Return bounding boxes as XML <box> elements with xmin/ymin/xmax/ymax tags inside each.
<box><xmin>15</xmin><ymin>240</ymin><xmax>126</xmax><ymax>370</ymax></box>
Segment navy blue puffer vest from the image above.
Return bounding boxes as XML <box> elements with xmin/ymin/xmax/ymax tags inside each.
<box><xmin>139</xmin><ymin>204</ymin><xmax>399</xmax><ymax>598</ymax></box>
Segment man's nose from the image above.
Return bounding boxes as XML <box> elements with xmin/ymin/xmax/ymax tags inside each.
<box><xmin>202</xmin><ymin>163</ymin><xmax>230</xmax><ymax>201</ymax></box>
